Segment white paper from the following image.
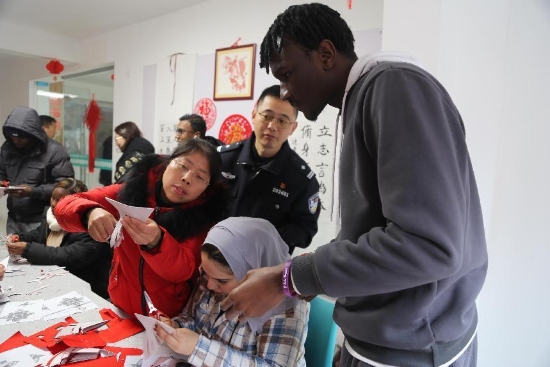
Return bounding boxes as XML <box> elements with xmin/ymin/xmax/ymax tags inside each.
<box><xmin>0</xmin><ymin>344</ymin><xmax>52</xmax><ymax>366</ymax></box>
<box><xmin>0</xmin><ymin>299</ymin><xmax>44</xmax><ymax>325</ymax></box>
<box><xmin>42</xmin><ymin>291</ymin><xmax>97</xmax><ymax>321</ymax></box>
<box><xmin>105</xmin><ymin>197</ymin><xmax>154</xmax><ymax>248</ymax></box>
<box><xmin>134</xmin><ymin>313</ymin><xmax>175</xmax><ymax>365</ymax></box>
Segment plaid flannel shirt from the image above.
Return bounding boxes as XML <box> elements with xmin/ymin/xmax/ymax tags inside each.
<box><xmin>172</xmin><ymin>276</ymin><xmax>309</xmax><ymax>367</ymax></box>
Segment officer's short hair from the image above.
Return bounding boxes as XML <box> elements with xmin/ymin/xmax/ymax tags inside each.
<box><xmin>257</xmin><ymin>85</ymin><xmax>298</xmax><ymax>118</ymax></box>
<box><xmin>179</xmin><ymin>114</ymin><xmax>206</xmax><ymax>138</ymax></box>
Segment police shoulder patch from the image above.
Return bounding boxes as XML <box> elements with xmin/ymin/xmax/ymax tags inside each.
<box><xmin>308</xmin><ymin>192</ymin><xmax>320</xmax><ymax>214</ymax></box>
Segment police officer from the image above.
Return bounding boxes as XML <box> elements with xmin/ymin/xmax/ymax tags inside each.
<box><xmin>217</xmin><ymin>85</ymin><xmax>320</xmax><ymax>254</ymax></box>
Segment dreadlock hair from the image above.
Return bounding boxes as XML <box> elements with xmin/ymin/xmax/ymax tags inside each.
<box><xmin>260</xmin><ymin>3</ymin><xmax>357</xmax><ymax>73</ymax></box>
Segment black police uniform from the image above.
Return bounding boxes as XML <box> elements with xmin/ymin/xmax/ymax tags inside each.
<box><xmin>217</xmin><ymin>134</ymin><xmax>320</xmax><ymax>254</ymax></box>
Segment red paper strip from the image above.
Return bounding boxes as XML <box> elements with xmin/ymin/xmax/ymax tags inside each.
<box><xmin>97</xmin><ymin>308</ymin><xmax>144</xmax><ymax>343</ymax></box>
<box><xmin>0</xmin><ymin>331</ymin><xmax>27</xmax><ymax>353</ymax></box>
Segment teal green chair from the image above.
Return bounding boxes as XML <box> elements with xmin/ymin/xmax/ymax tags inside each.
<box><xmin>304</xmin><ymin>296</ymin><xmax>338</xmax><ymax>367</ymax></box>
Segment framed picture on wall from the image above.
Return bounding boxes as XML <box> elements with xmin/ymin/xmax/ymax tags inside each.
<box><xmin>213</xmin><ymin>43</ymin><xmax>256</xmax><ymax>101</ymax></box>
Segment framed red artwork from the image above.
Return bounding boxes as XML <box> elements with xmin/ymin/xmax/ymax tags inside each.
<box><xmin>213</xmin><ymin>43</ymin><xmax>256</xmax><ymax>101</ymax></box>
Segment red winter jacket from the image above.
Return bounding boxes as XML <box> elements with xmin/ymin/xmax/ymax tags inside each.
<box><xmin>55</xmin><ymin>155</ymin><xmax>228</xmax><ymax>318</ymax></box>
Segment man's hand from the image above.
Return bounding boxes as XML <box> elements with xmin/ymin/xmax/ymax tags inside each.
<box><xmin>7</xmin><ymin>241</ymin><xmax>27</xmax><ymax>256</ymax></box>
<box><xmin>87</xmin><ymin>208</ymin><xmax>117</xmax><ymax>242</ymax></box>
<box><xmin>0</xmin><ymin>264</ymin><xmax>5</xmax><ymax>281</ymax></box>
<box><xmin>155</xmin><ymin>323</ymin><xmax>199</xmax><ymax>356</ymax></box>
<box><xmin>6</xmin><ymin>184</ymin><xmax>32</xmax><ymax>198</ymax></box>
<box><xmin>121</xmin><ymin>216</ymin><xmax>161</xmax><ymax>248</ymax></box>
<box><xmin>221</xmin><ymin>263</ymin><xmax>286</xmax><ymax>321</ymax></box>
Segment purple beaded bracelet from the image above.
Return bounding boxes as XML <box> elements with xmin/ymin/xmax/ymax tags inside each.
<box><xmin>282</xmin><ymin>259</ymin><xmax>297</xmax><ymax>298</ymax></box>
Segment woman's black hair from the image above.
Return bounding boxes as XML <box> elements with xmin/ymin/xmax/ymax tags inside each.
<box><xmin>162</xmin><ymin>138</ymin><xmax>223</xmax><ymax>185</ymax></box>
<box><xmin>114</xmin><ymin>121</ymin><xmax>142</xmax><ymax>151</ymax></box>
<box><xmin>202</xmin><ymin>243</ymin><xmax>232</xmax><ymax>271</ymax></box>
<box><xmin>259</xmin><ymin>3</ymin><xmax>357</xmax><ymax>73</ymax></box>
<box><xmin>55</xmin><ymin>178</ymin><xmax>88</xmax><ymax>194</ymax></box>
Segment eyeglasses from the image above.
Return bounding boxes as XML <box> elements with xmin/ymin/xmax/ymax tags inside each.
<box><xmin>175</xmin><ymin>128</ymin><xmax>195</xmax><ymax>136</ymax></box>
<box><xmin>256</xmin><ymin>111</ymin><xmax>294</xmax><ymax>129</ymax></box>
<box><xmin>171</xmin><ymin>159</ymin><xmax>209</xmax><ymax>186</ymax></box>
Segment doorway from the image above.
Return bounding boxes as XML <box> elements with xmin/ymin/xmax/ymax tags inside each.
<box><xmin>33</xmin><ymin>66</ymin><xmax>114</xmax><ymax>189</ymax></box>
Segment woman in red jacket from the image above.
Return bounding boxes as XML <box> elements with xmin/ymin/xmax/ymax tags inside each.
<box><xmin>55</xmin><ymin>139</ymin><xmax>228</xmax><ymax>318</ymax></box>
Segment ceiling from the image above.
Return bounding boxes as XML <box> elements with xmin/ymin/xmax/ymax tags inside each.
<box><xmin>0</xmin><ymin>0</ymin><xmax>208</xmax><ymax>70</ymax></box>
<box><xmin>0</xmin><ymin>0</ymin><xmax>207</xmax><ymax>39</ymax></box>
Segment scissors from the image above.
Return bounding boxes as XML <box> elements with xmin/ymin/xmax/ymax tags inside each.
<box><xmin>143</xmin><ymin>290</ymin><xmax>169</xmax><ymax>321</ymax></box>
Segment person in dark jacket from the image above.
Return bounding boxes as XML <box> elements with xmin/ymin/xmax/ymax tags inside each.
<box><xmin>6</xmin><ymin>178</ymin><xmax>111</xmax><ymax>299</ymax></box>
<box><xmin>99</xmin><ymin>134</ymin><xmax>113</xmax><ymax>186</ymax></box>
<box><xmin>176</xmin><ymin>113</ymin><xmax>224</xmax><ymax>147</ymax></box>
<box><xmin>113</xmin><ymin>121</ymin><xmax>155</xmax><ymax>183</ymax></box>
<box><xmin>0</xmin><ymin>106</ymin><xmax>74</xmax><ymax>234</ymax></box>
<box><xmin>217</xmin><ymin>85</ymin><xmax>320</xmax><ymax>254</ymax></box>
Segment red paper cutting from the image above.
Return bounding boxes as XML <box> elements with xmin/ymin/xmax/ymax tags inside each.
<box><xmin>0</xmin><ymin>331</ymin><xmax>27</xmax><ymax>353</ymax></box>
<box><xmin>97</xmin><ymin>308</ymin><xmax>144</xmax><ymax>343</ymax></box>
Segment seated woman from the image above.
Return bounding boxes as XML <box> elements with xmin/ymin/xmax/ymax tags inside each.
<box><xmin>155</xmin><ymin>217</ymin><xmax>309</xmax><ymax>367</ymax></box>
<box><xmin>6</xmin><ymin>179</ymin><xmax>111</xmax><ymax>299</ymax></box>
<box><xmin>54</xmin><ymin>139</ymin><xmax>228</xmax><ymax>318</ymax></box>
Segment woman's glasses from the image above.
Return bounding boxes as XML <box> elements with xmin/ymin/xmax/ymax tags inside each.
<box><xmin>171</xmin><ymin>159</ymin><xmax>209</xmax><ymax>186</ymax></box>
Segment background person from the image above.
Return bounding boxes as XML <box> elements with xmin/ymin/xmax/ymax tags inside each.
<box><xmin>217</xmin><ymin>85</ymin><xmax>320</xmax><ymax>254</ymax></box>
<box><xmin>6</xmin><ymin>178</ymin><xmax>111</xmax><ymax>299</ymax></box>
<box><xmin>156</xmin><ymin>217</ymin><xmax>308</xmax><ymax>367</ymax></box>
<box><xmin>55</xmin><ymin>139</ymin><xmax>229</xmax><ymax>318</ymax></box>
<box><xmin>220</xmin><ymin>4</ymin><xmax>488</xmax><ymax>367</ymax></box>
<box><xmin>176</xmin><ymin>114</ymin><xmax>223</xmax><ymax>147</ymax></box>
<box><xmin>40</xmin><ymin>115</ymin><xmax>58</xmax><ymax>139</ymax></box>
<box><xmin>113</xmin><ymin>121</ymin><xmax>154</xmax><ymax>183</ymax></box>
<box><xmin>0</xmin><ymin>106</ymin><xmax>74</xmax><ymax>233</ymax></box>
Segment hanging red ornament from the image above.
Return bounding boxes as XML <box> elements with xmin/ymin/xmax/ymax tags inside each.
<box><xmin>347</xmin><ymin>0</ymin><xmax>353</xmax><ymax>9</ymax></box>
<box><xmin>46</xmin><ymin>59</ymin><xmax>64</xmax><ymax>81</ymax></box>
<box><xmin>83</xmin><ymin>94</ymin><xmax>102</xmax><ymax>172</ymax></box>
<box><xmin>110</xmin><ymin>73</ymin><xmax>115</xmax><ymax>81</ymax></box>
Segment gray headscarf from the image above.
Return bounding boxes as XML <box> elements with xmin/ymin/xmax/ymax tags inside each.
<box><xmin>203</xmin><ymin>217</ymin><xmax>300</xmax><ymax>333</ymax></box>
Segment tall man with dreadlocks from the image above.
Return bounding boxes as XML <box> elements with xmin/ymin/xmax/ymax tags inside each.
<box><xmin>221</xmin><ymin>3</ymin><xmax>488</xmax><ymax>367</ymax></box>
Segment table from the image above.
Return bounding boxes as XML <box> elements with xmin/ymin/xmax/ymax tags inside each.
<box><xmin>0</xmin><ymin>245</ymin><xmax>142</xmax><ymax>348</ymax></box>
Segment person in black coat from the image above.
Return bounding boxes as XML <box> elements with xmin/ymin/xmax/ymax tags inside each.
<box><xmin>113</xmin><ymin>121</ymin><xmax>155</xmax><ymax>183</ymax></box>
<box><xmin>6</xmin><ymin>178</ymin><xmax>111</xmax><ymax>299</ymax></box>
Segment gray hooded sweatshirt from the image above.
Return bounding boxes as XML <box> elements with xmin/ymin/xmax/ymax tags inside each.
<box><xmin>0</xmin><ymin>107</ymin><xmax>74</xmax><ymax>222</ymax></box>
<box><xmin>292</xmin><ymin>58</ymin><xmax>488</xmax><ymax>366</ymax></box>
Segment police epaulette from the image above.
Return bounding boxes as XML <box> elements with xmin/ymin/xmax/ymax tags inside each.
<box><xmin>290</xmin><ymin>156</ymin><xmax>316</xmax><ymax>180</ymax></box>
<box><xmin>216</xmin><ymin>141</ymin><xmax>242</xmax><ymax>153</ymax></box>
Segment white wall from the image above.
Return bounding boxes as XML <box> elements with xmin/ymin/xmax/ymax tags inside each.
<box><xmin>384</xmin><ymin>0</ymin><xmax>550</xmax><ymax>365</ymax></box>
<box><xmin>0</xmin><ymin>58</ymin><xmax>48</xmax><ymax>145</ymax></box>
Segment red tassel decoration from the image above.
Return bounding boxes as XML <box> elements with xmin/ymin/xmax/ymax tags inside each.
<box><xmin>83</xmin><ymin>95</ymin><xmax>102</xmax><ymax>172</ymax></box>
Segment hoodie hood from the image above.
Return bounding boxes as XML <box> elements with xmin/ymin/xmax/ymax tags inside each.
<box><xmin>3</xmin><ymin>106</ymin><xmax>48</xmax><ymax>148</ymax></box>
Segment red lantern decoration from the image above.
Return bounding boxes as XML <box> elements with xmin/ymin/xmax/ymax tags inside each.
<box><xmin>46</xmin><ymin>59</ymin><xmax>64</xmax><ymax>81</ymax></box>
<box><xmin>83</xmin><ymin>94</ymin><xmax>102</xmax><ymax>172</ymax></box>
